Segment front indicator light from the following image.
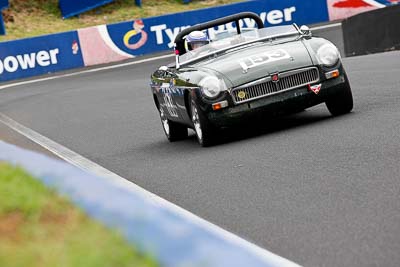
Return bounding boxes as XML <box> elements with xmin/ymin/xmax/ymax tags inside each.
<box><xmin>212</xmin><ymin>100</ymin><xmax>228</xmax><ymax>111</ymax></box>
<box><xmin>325</xmin><ymin>69</ymin><xmax>340</xmax><ymax>79</ymax></box>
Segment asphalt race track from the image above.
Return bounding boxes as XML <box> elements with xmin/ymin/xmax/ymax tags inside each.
<box><xmin>1</xmin><ymin>47</ymin><xmax>400</xmax><ymax>266</ymax></box>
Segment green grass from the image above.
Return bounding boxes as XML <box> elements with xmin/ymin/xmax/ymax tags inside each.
<box><xmin>0</xmin><ymin>162</ymin><xmax>158</xmax><ymax>267</ymax></box>
<box><xmin>0</xmin><ymin>0</ymin><xmax>243</xmax><ymax>41</ymax></box>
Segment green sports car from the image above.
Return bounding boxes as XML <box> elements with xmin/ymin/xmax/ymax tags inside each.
<box><xmin>150</xmin><ymin>12</ymin><xmax>353</xmax><ymax>147</ymax></box>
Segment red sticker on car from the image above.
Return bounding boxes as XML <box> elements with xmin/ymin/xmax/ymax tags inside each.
<box><xmin>308</xmin><ymin>84</ymin><xmax>322</xmax><ymax>94</ymax></box>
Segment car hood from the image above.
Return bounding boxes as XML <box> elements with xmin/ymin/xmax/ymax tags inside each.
<box><xmin>193</xmin><ymin>40</ymin><xmax>313</xmax><ymax>88</ymax></box>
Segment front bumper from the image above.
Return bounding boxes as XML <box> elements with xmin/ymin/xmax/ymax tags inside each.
<box><xmin>204</xmin><ymin>68</ymin><xmax>348</xmax><ymax>128</ymax></box>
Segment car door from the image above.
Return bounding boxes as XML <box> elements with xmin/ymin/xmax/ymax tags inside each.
<box><xmin>157</xmin><ymin>68</ymin><xmax>181</xmax><ymax>120</ymax></box>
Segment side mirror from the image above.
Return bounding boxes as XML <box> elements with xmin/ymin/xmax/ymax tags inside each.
<box><xmin>158</xmin><ymin>66</ymin><xmax>177</xmax><ymax>79</ymax></box>
<box><xmin>300</xmin><ymin>25</ymin><xmax>312</xmax><ymax>37</ymax></box>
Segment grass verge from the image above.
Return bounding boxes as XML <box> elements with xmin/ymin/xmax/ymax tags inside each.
<box><xmin>1</xmin><ymin>0</ymin><xmax>243</xmax><ymax>41</ymax></box>
<box><xmin>0</xmin><ymin>162</ymin><xmax>158</xmax><ymax>267</ymax></box>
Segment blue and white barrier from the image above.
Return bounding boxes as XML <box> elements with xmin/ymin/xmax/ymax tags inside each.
<box><xmin>0</xmin><ymin>31</ymin><xmax>84</xmax><ymax>82</ymax></box>
<box><xmin>90</xmin><ymin>0</ymin><xmax>327</xmax><ymax>60</ymax></box>
<box><xmin>59</xmin><ymin>0</ymin><xmax>120</xmax><ymax>19</ymax></box>
<box><xmin>59</xmin><ymin>0</ymin><xmax>142</xmax><ymax>18</ymax></box>
<box><xmin>0</xmin><ymin>140</ymin><xmax>301</xmax><ymax>267</ymax></box>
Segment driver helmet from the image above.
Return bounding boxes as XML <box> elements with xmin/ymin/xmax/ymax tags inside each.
<box><xmin>186</xmin><ymin>31</ymin><xmax>209</xmax><ymax>51</ymax></box>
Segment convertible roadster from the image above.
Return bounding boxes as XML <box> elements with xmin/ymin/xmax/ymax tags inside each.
<box><xmin>150</xmin><ymin>12</ymin><xmax>353</xmax><ymax>146</ymax></box>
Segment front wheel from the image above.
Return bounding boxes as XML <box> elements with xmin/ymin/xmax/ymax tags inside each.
<box><xmin>325</xmin><ymin>75</ymin><xmax>354</xmax><ymax>116</ymax></box>
<box><xmin>190</xmin><ymin>100</ymin><xmax>216</xmax><ymax>147</ymax></box>
<box><xmin>159</xmin><ymin>107</ymin><xmax>188</xmax><ymax>142</ymax></box>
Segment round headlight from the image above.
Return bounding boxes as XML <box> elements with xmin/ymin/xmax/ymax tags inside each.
<box><xmin>199</xmin><ymin>76</ymin><xmax>226</xmax><ymax>98</ymax></box>
<box><xmin>317</xmin><ymin>44</ymin><xmax>340</xmax><ymax>67</ymax></box>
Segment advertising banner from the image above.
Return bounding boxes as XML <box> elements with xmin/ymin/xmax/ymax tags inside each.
<box><xmin>0</xmin><ymin>31</ymin><xmax>84</xmax><ymax>82</ymax></box>
<box><xmin>59</xmin><ymin>0</ymin><xmax>114</xmax><ymax>19</ymax></box>
<box><xmin>327</xmin><ymin>0</ymin><xmax>398</xmax><ymax>20</ymax></box>
<box><xmin>78</xmin><ymin>0</ymin><xmax>329</xmax><ymax>66</ymax></box>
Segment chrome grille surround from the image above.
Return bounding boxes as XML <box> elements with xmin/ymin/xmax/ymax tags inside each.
<box><xmin>231</xmin><ymin>67</ymin><xmax>320</xmax><ymax>104</ymax></box>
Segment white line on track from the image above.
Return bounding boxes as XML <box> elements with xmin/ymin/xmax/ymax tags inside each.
<box><xmin>310</xmin><ymin>22</ymin><xmax>342</xmax><ymax>31</ymax></box>
<box><xmin>0</xmin><ymin>54</ymin><xmax>174</xmax><ymax>91</ymax></box>
<box><xmin>0</xmin><ymin>112</ymin><xmax>300</xmax><ymax>267</ymax></box>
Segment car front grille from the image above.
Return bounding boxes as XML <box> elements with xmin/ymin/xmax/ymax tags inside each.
<box><xmin>231</xmin><ymin>67</ymin><xmax>320</xmax><ymax>104</ymax></box>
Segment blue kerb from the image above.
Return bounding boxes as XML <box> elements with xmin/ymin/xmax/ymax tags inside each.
<box><xmin>0</xmin><ymin>141</ymin><xmax>299</xmax><ymax>267</ymax></box>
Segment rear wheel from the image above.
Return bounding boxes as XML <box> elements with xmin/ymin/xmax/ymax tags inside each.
<box><xmin>325</xmin><ymin>74</ymin><xmax>353</xmax><ymax>116</ymax></box>
<box><xmin>159</xmin><ymin>107</ymin><xmax>188</xmax><ymax>142</ymax></box>
<box><xmin>190</xmin><ymin>99</ymin><xmax>216</xmax><ymax>147</ymax></box>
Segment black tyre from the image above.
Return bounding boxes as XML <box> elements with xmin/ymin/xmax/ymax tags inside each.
<box><xmin>190</xmin><ymin>99</ymin><xmax>216</xmax><ymax>147</ymax></box>
<box><xmin>325</xmin><ymin>75</ymin><xmax>353</xmax><ymax>116</ymax></box>
<box><xmin>159</xmin><ymin>107</ymin><xmax>188</xmax><ymax>142</ymax></box>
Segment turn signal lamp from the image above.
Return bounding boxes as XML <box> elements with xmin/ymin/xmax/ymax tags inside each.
<box><xmin>212</xmin><ymin>100</ymin><xmax>228</xmax><ymax>111</ymax></box>
<box><xmin>325</xmin><ymin>69</ymin><xmax>340</xmax><ymax>79</ymax></box>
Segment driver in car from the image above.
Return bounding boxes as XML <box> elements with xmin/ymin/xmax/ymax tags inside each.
<box><xmin>186</xmin><ymin>31</ymin><xmax>210</xmax><ymax>51</ymax></box>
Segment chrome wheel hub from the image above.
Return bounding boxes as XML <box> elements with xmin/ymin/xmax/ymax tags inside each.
<box><xmin>160</xmin><ymin>108</ymin><xmax>170</xmax><ymax>136</ymax></box>
<box><xmin>191</xmin><ymin>105</ymin><xmax>202</xmax><ymax>141</ymax></box>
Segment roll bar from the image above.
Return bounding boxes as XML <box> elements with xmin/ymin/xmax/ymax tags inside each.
<box><xmin>174</xmin><ymin>12</ymin><xmax>264</xmax><ymax>57</ymax></box>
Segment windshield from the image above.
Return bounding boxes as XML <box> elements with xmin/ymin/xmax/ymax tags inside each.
<box><xmin>179</xmin><ymin>25</ymin><xmax>300</xmax><ymax>65</ymax></box>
